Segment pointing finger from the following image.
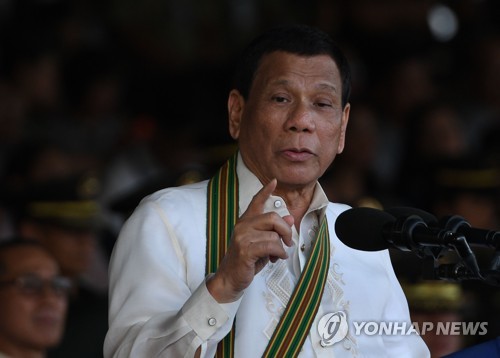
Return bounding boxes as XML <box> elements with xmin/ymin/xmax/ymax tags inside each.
<box><xmin>242</xmin><ymin>178</ymin><xmax>277</xmax><ymax>217</ymax></box>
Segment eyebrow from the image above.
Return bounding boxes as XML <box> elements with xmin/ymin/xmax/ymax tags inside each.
<box><xmin>271</xmin><ymin>79</ymin><xmax>338</xmax><ymax>93</ymax></box>
<box><xmin>316</xmin><ymin>83</ymin><xmax>338</xmax><ymax>93</ymax></box>
<box><xmin>271</xmin><ymin>79</ymin><xmax>291</xmax><ymax>87</ymax></box>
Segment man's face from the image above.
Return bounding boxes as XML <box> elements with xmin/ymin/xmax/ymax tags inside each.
<box><xmin>228</xmin><ymin>51</ymin><xmax>350</xmax><ymax>190</ymax></box>
<box><xmin>0</xmin><ymin>246</ymin><xmax>68</xmax><ymax>354</ymax></box>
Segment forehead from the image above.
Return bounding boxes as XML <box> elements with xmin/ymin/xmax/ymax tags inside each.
<box><xmin>253</xmin><ymin>51</ymin><xmax>341</xmax><ymax>89</ymax></box>
<box><xmin>0</xmin><ymin>246</ymin><xmax>58</xmax><ymax>277</ymax></box>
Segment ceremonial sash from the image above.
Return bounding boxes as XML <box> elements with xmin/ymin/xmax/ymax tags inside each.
<box><xmin>206</xmin><ymin>152</ymin><xmax>331</xmax><ymax>357</ymax></box>
<box><xmin>206</xmin><ymin>152</ymin><xmax>239</xmax><ymax>357</ymax></box>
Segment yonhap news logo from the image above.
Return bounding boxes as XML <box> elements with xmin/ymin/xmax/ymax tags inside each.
<box><xmin>353</xmin><ymin>321</ymin><xmax>488</xmax><ymax>336</ymax></box>
<box><xmin>317</xmin><ymin>311</ymin><xmax>349</xmax><ymax>347</ymax></box>
<box><xmin>317</xmin><ymin>311</ymin><xmax>488</xmax><ymax>346</ymax></box>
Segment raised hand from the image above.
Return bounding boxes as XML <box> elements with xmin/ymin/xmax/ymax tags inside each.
<box><xmin>207</xmin><ymin>179</ymin><xmax>294</xmax><ymax>303</ymax></box>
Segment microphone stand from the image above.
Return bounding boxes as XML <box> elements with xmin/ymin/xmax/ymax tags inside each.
<box><xmin>440</xmin><ymin>215</ymin><xmax>500</xmax><ymax>286</ymax></box>
<box><xmin>390</xmin><ymin>214</ymin><xmax>499</xmax><ymax>286</ymax></box>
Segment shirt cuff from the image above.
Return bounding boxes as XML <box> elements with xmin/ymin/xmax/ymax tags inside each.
<box><xmin>182</xmin><ymin>274</ymin><xmax>242</xmax><ymax>341</ymax></box>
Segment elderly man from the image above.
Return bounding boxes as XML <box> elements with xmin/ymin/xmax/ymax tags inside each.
<box><xmin>105</xmin><ymin>24</ymin><xmax>430</xmax><ymax>357</ymax></box>
<box><xmin>0</xmin><ymin>240</ymin><xmax>70</xmax><ymax>358</ymax></box>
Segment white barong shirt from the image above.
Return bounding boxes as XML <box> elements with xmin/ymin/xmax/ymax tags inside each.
<box><xmin>104</xmin><ymin>154</ymin><xmax>430</xmax><ymax>357</ymax></box>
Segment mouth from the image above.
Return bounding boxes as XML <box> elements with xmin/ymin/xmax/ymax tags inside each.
<box><xmin>35</xmin><ymin>312</ymin><xmax>64</xmax><ymax>326</ymax></box>
<box><xmin>281</xmin><ymin>148</ymin><xmax>315</xmax><ymax>161</ymax></box>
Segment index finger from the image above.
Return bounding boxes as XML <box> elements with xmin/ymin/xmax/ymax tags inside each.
<box><xmin>242</xmin><ymin>178</ymin><xmax>277</xmax><ymax>217</ymax></box>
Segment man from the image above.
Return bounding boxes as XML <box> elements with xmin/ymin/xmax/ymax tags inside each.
<box><xmin>15</xmin><ymin>173</ymin><xmax>103</xmax><ymax>282</ymax></box>
<box><xmin>0</xmin><ymin>239</ymin><xmax>70</xmax><ymax>358</ymax></box>
<box><xmin>402</xmin><ymin>281</ymin><xmax>466</xmax><ymax>358</ymax></box>
<box><xmin>105</xmin><ymin>25</ymin><xmax>430</xmax><ymax>357</ymax></box>
<box><xmin>14</xmin><ymin>174</ymin><xmax>109</xmax><ymax>358</ymax></box>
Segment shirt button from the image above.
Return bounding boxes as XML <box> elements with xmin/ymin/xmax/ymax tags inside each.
<box><xmin>208</xmin><ymin>317</ymin><xmax>217</xmax><ymax>326</ymax></box>
<box><xmin>274</xmin><ymin>200</ymin><xmax>282</xmax><ymax>208</ymax></box>
<box><xmin>300</xmin><ymin>244</ymin><xmax>306</xmax><ymax>252</ymax></box>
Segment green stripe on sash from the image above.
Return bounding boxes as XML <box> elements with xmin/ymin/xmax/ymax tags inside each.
<box><xmin>262</xmin><ymin>217</ymin><xmax>330</xmax><ymax>357</ymax></box>
<box><xmin>206</xmin><ymin>152</ymin><xmax>330</xmax><ymax>357</ymax></box>
<box><xmin>206</xmin><ymin>152</ymin><xmax>238</xmax><ymax>358</ymax></box>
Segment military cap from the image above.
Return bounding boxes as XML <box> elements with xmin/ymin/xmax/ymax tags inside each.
<box><xmin>18</xmin><ymin>173</ymin><xmax>102</xmax><ymax>230</ymax></box>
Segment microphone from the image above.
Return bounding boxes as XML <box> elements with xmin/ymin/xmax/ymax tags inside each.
<box><xmin>335</xmin><ymin>207</ymin><xmax>458</xmax><ymax>252</ymax></box>
<box><xmin>335</xmin><ymin>207</ymin><xmax>496</xmax><ymax>284</ymax></box>
<box><xmin>385</xmin><ymin>206</ymin><xmax>500</xmax><ymax>249</ymax></box>
<box><xmin>385</xmin><ymin>206</ymin><xmax>438</xmax><ymax>226</ymax></box>
<box><xmin>334</xmin><ymin>207</ymin><xmax>395</xmax><ymax>251</ymax></box>
<box><xmin>441</xmin><ymin>215</ymin><xmax>500</xmax><ymax>249</ymax></box>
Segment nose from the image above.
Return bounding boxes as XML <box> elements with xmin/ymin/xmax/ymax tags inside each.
<box><xmin>38</xmin><ymin>284</ymin><xmax>70</xmax><ymax>303</ymax></box>
<box><xmin>285</xmin><ymin>101</ymin><xmax>315</xmax><ymax>133</ymax></box>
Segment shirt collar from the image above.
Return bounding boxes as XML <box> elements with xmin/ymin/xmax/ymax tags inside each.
<box><xmin>235</xmin><ymin>151</ymin><xmax>329</xmax><ymax>216</ymax></box>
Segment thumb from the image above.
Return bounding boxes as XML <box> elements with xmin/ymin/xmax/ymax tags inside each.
<box><xmin>282</xmin><ymin>214</ymin><xmax>294</xmax><ymax>227</ymax></box>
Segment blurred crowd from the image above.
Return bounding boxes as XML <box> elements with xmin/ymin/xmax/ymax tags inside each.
<box><xmin>0</xmin><ymin>0</ymin><xmax>499</xmax><ymax>357</ymax></box>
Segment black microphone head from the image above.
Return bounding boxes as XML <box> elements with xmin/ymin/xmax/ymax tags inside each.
<box><xmin>439</xmin><ymin>214</ymin><xmax>469</xmax><ymax>232</ymax></box>
<box><xmin>385</xmin><ymin>206</ymin><xmax>438</xmax><ymax>226</ymax></box>
<box><xmin>335</xmin><ymin>207</ymin><xmax>396</xmax><ymax>251</ymax></box>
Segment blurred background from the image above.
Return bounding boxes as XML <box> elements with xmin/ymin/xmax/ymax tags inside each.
<box><xmin>0</xmin><ymin>0</ymin><xmax>499</xmax><ymax>357</ymax></box>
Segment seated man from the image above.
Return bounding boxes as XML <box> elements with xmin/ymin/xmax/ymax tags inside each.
<box><xmin>0</xmin><ymin>239</ymin><xmax>70</xmax><ymax>358</ymax></box>
<box><xmin>13</xmin><ymin>174</ymin><xmax>109</xmax><ymax>358</ymax></box>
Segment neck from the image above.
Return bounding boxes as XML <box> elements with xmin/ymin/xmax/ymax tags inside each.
<box><xmin>274</xmin><ymin>183</ymin><xmax>316</xmax><ymax>230</ymax></box>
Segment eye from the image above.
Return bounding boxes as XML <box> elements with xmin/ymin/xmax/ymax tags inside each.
<box><xmin>52</xmin><ymin>277</ymin><xmax>72</xmax><ymax>296</ymax></box>
<box><xmin>18</xmin><ymin>275</ymin><xmax>44</xmax><ymax>294</ymax></box>
<box><xmin>272</xmin><ymin>95</ymin><xmax>290</xmax><ymax>103</ymax></box>
<box><xmin>315</xmin><ymin>99</ymin><xmax>333</xmax><ymax>108</ymax></box>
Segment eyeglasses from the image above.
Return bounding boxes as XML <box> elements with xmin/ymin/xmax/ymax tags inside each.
<box><xmin>0</xmin><ymin>274</ymin><xmax>72</xmax><ymax>297</ymax></box>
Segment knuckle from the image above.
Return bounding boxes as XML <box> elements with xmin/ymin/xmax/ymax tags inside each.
<box><xmin>270</xmin><ymin>231</ymin><xmax>280</xmax><ymax>241</ymax></box>
<box><xmin>266</xmin><ymin>211</ymin><xmax>281</xmax><ymax>222</ymax></box>
<box><xmin>238</xmin><ymin>244</ymin><xmax>249</xmax><ymax>257</ymax></box>
<box><xmin>261</xmin><ymin>240</ymin><xmax>273</xmax><ymax>254</ymax></box>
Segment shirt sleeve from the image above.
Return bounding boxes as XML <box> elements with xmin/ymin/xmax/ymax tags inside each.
<box><xmin>104</xmin><ymin>200</ymin><xmax>241</xmax><ymax>358</ymax></box>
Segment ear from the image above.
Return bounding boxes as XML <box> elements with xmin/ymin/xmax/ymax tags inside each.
<box><xmin>228</xmin><ymin>89</ymin><xmax>245</xmax><ymax>139</ymax></box>
<box><xmin>337</xmin><ymin>103</ymin><xmax>350</xmax><ymax>154</ymax></box>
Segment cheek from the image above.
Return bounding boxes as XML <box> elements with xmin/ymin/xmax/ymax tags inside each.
<box><xmin>0</xmin><ymin>296</ymin><xmax>34</xmax><ymax>328</ymax></box>
<box><xmin>240</xmin><ymin>116</ymin><xmax>275</xmax><ymax>149</ymax></box>
<box><xmin>61</xmin><ymin>299</ymin><xmax>69</xmax><ymax>313</ymax></box>
<box><xmin>0</xmin><ymin>296</ymin><xmax>13</xmax><ymax>325</ymax></box>
<box><xmin>320</xmin><ymin>123</ymin><xmax>343</xmax><ymax>149</ymax></box>
<box><xmin>46</xmin><ymin>299</ymin><xmax>69</xmax><ymax>323</ymax></box>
